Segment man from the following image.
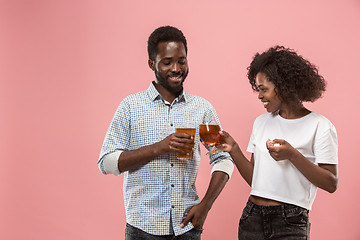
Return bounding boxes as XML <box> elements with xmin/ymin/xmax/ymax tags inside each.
<box><xmin>98</xmin><ymin>26</ymin><xmax>234</xmax><ymax>239</ymax></box>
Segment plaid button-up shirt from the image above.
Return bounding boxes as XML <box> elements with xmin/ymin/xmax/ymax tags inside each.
<box><xmin>98</xmin><ymin>82</ymin><xmax>233</xmax><ymax>236</ymax></box>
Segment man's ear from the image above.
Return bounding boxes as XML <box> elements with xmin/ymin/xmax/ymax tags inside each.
<box><xmin>148</xmin><ymin>59</ymin><xmax>155</xmax><ymax>71</ymax></box>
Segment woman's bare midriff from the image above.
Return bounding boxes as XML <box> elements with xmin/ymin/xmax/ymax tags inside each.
<box><xmin>250</xmin><ymin>195</ymin><xmax>284</xmax><ymax>206</ymax></box>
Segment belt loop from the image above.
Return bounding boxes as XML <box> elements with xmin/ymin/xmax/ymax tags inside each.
<box><xmin>247</xmin><ymin>197</ymin><xmax>255</xmax><ymax>214</ymax></box>
<box><xmin>281</xmin><ymin>204</ymin><xmax>286</xmax><ymax>218</ymax></box>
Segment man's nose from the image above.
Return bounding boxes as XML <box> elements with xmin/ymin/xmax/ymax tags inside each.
<box><xmin>171</xmin><ymin>63</ymin><xmax>180</xmax><ymax>72</ymax></box>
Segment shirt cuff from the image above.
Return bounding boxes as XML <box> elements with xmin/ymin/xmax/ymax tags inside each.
<box><xmin>102</xmin><ymin>150</ymin><xmax>122</xmax><ymax>176</ymax></box>
<box><xmin>211</xmin><ymin>158</ymin><xmax>234</xmax><ymax>179</ymax></box>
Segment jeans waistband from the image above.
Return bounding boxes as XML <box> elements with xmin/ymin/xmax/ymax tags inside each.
<box><xmin>245</xmin><ymin>197</ymin><xmax>308</xmax><ymax>215</ymax></box>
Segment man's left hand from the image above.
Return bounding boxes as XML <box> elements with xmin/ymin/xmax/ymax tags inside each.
<box><xmin>180</xmin><ymin>202</ymin><xmax>210</xmax><ymax>229</ymax></box>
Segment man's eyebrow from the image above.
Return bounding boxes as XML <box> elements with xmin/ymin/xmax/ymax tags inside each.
<box><xmin>162</xmin><ymin>56</ymin><xmax>186</xmax><ymax>61</ymax></box>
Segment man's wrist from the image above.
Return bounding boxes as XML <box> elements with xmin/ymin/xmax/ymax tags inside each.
<box><xmin>151</xmin><ymin>141</ymin><xmax>163</xmax><ymax>156</ymax></box>
<box><xmin>199</xmin><ymin>198</ymin><xmax>213</xmax><ymax>212</ymax></box>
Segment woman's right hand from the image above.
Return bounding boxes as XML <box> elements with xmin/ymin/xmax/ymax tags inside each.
<box><xmin>217</xmin><ymin>130</ymin><xmax>238</xmax><ymax>153</ymax></box>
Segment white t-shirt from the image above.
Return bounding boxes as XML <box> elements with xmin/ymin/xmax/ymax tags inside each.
<box><xmin>247</xmin><ymin>112</ymin><xmax>338</xmax><ymax>210</ymax></box>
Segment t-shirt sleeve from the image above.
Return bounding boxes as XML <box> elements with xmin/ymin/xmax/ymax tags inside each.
<box><xmin>314</xmin><ymin>119</ymin><xmax>338</xmax><ymax>164</ymax></box>
<box><xmin>246</xmin><ymin>120</ymin><xmax>257</xmax><ymax>153</ymax></box>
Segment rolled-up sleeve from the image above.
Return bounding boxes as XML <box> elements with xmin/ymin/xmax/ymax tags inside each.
<box><xmin>211</xmin><ymin>158</ymin><xmax>234</xmax><ymax>179</ymax></box>
<box><xmin>98</xmin><ymin>151</ymin><xmax>122</xmax><ymax>176</ymax></box>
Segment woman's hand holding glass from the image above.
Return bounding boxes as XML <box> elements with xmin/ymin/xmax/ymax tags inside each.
<box><xmin>216</xmin><ymin>130</ymin><xmax>239</xmax><ymax>154</ymax></box>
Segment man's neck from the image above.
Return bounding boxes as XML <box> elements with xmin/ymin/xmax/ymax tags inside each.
<box><xmin>153</xmin><ymin>81</ymin><xmax>181</xmax><ymax>104</ymax></box>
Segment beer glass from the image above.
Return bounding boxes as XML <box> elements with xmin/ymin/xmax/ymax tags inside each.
<box><xmin>199</xmin><ymin>119</ymin><xmax>222</xmax><ymax>155</ymax></box>
<box><xmin>175</xmin><ymin>126</ymin><xmax>196</xmax><ymax>159</ymax></box>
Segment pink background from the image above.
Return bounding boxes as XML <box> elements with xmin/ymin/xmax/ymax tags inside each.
<box><xmin>1</xmin><ymin>0</ymin><xmax>359</xmax><ymax>239</ymax></box>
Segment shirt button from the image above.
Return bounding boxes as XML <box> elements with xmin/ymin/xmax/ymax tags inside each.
<box><xmin>171</xmin><ymin>164</ymin><xmax>174</xmax><ymax>167</ymax></box>
<box><xmin>170</xmin><ymin>123</ymin><xmax>173</xmax><ymax>126</ymax></box>
<box><xmin>171</xmin><ymin>205</ymin><xmax>175</xmax><ymax>208</ymax></box>
<box><xmin>171</xmin><ymin>184</ymin><xmax>174</xmax><ymax>187</ymax></box>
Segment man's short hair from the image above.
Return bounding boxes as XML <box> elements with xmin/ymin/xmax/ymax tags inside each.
<box><xmin>147</xmin><ymin>26</ymin><xmax>187</xmax><ymax>61</ymax></box>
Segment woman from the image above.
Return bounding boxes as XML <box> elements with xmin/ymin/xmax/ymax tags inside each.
<box><xmin>219</xmin><ymin>46</ymin><xmax>338</xmax><ymax>239</ymax></box>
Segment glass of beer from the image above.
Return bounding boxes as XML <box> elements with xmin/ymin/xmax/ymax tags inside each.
<box><xmin>175</xmin><ymin>127</ymin><xmax>196</xmax><ymax>159</ymax></box>
<box><xmin>199</xmin><ymin>120</ymin><xmax>222</xmax><ymax>155</ymax></box>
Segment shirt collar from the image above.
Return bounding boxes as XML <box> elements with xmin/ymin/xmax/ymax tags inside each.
<box><xmin>147</xmin><ymin>81</ymin><xmax>187</xmax><ymax>103</ymax></box>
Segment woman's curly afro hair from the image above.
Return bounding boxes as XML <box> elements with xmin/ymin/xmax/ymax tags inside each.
<box><xmin>247</xmin><ymin>46</ymin><xmax>326</xmax><ymax>104</ymax></box>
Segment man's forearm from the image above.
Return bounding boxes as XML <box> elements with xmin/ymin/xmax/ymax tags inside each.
<box><xmin>117</xmin><ymin>142</ymin><xmax>162</xmax><ymax>172</ymax></box>
<box><xmin>200</xmin><ymin>171</ymin><xmax>229</xmax><ymax>209</ymax></box>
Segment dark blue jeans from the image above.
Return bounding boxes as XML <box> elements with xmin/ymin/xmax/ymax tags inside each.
<box><xmin>125</xmin><ymin>223</ymin><xmax>202</xmax><ymax>240</ymax></box>
<box><xmin>238</xmin><ymin>198</ymin><xmax>310</xmax><ymax>240</ymax></box>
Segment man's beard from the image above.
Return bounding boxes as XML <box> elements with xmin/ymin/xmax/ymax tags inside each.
<box><xmin>155</xmin><ymin>69</ymin><xmax>188</xmax><ymax>94</ymax></box>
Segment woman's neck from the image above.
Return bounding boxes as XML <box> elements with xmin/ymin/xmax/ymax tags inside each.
<box><xmin>279</xmin><ymin>102</ymin><xmax>311</xmax><ymax>119</ymax></box>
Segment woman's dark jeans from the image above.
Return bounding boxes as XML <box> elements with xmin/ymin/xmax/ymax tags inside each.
<box><xmin>238</xmin><ymin>198</ymin><xmax>310</xmax><ymax>240</ymax></box>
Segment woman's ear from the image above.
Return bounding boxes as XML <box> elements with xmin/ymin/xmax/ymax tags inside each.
<box><xmin>274</xmin><ymin>86</ymin><xmax>279</xmax><ymax>96</ymax></box>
